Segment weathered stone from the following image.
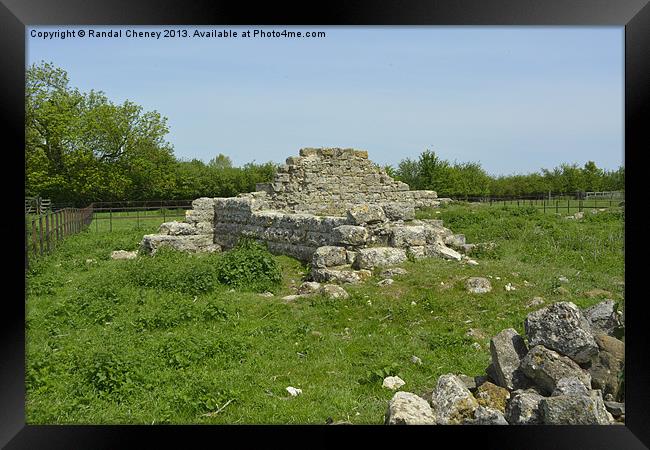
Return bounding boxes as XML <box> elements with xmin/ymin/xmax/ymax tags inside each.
<box><xmin>332</xmin><ymin>225</ymin><xmax>369</xmax><ymax>246</ymax></box>
<box><xmin>346</xmin><ymin>204</ymin><xmax>387</xmax><ymax>225</ymax></box>
<box><xmin>475</xmin><ymin>382</ymin><xmax>511</xmax><ymax>413</ymax></box>
<box><xmin>297</xmin><ymin>281</ymin><xmax>321</xmax><ymax>295</ymax></box>
<box><xmin>382</xmin><ymin>376</ymin><xmax>406</xmax><ymax>390</ymax></box>
<box><xmin>490</xmin><ymin>328</ymin><xmax>529</xmax><ymax>390</ymax></box>
<box><xmin>353</xmin><ymin>247</ymin><xmax>407</xmax><ymax>270</ymax></box>
<box><xmin>312</xmin><ymin>246</ymin><xmax>348</xmax><ymax>268</ymax></box>
<box><xmin>466</xmin><ymin>277</ymin><xmax>492</xmax><ymax>294</ymax></box>
<box><xmin>589</xmin><ymin>333</ymin><xmax>624</xmax><ymax>400</ymax></box>
<box><xmin>583</xmin><ymin>300</ymin><xmax>623</xmax><ymax>336</ymax></box>
<box><xmin>431</xmin><ymin>374</ymin><xmax>479</xmax><ymax>425</ymax></box>
<box><xmin>426</xmin><ymin>242</ymin><xmax>462</xmax><ymax>261</ymax></box>
<box><xmin>389</xmin><ymin>226</ymin><xmax>427</xmax><ymax>248</ymax></box>
<box><xmin>311</xmin><ymin>266</ymin><xmax>371</xmax><ymax>284</ymax></box>
<box><xmin>110</xmin><ymin>250</ymin><xmax>138</xmax><ymax>260</ymax></box>
<box><xmin>540</xmin><ymin>390</ymin><xmax>613</xmax><ymax>424</ymax></box>
<box><xmin>319</xmin><ymin>284</ymin><xmax>350</xmax><ymax>300</ymax></box>
<box><xmin>458</xmin><ymin>374</ymin><xmax>477</xmax><ymax>392</ymax></box>
<box><xmin>524</xmin><ymin>301</ymin><xmax>598</xmax><ymax>364</ymax></box>
<box><xmin>158</xmin><ymin>221</ymin><xmax>197</xmax><ymax>236</ymax></box>
<box><xmin>377</xmin><ymin>278</ymin><xmax>394</xmax><ymax>286</ymax></box>
<box><xmin>286</xmin><ymin>386</ymin><xmax>302</xmax><ymax>397</ymax></box>
<box><xmin>551</xmin><ymin>377</ymin><xmax>590</xmax><ymax>397</ymax></box>
<box><xmin>381</xmin><ymin>203</ymin><xmax>415</xmax><ymax>221</ymax></box>
<box><xmin>519</xmin><ymin>345</ymin><xmax>591</xmax><ymax>395</ymax></box>
<box><xmin>385</xmin><ymin>392</ymin><xmax>437</xmax><ymax>425</ymax></box>
<box><xmin>604</xmin><ymin>401</ymin><xmax>625</xmax><ymax>418</ymax></box>
<box><xmin>485</xmin><ymin>362</ymin><xmax>498</xmax><ymax>384</ymax></box>
<box><xmin>466</xmin><ymin>406</ymin><xmax>508</xmax><ymax>425</ymax></box>
<box><xmin>444</xmin><ymin>234</ymin><xmax>466</xmax><ymax>249</ymax></box>
<box><xmin>505</xmin><ymin>389</ymin><xmax>544</xmax><ymax>425</ymax></box>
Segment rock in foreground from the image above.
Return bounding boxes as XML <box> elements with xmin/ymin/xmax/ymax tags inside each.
<box><xmin>385</xmin><ymin>392</ymin><xmax>437</xmax><ymax>425</ymax></box>
<box><xmin>524</xmin><ymin>302</ymin><xmax>598</xmax><ymax>364</ymax></box>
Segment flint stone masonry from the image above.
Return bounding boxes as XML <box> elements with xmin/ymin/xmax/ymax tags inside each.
<box><xmin>140</xmin><ymin>148</ymin><xmax>466</xmax><ymax>273</ymax></box>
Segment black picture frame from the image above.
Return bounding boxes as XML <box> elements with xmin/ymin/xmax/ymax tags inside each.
<box><xmin>2</xmin><ymin>1</ymin><xmax>647</xmax><ymax>448</ymax></box>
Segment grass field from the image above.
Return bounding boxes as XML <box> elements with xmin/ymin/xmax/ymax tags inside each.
<box><xmin>25</xmin><ymin>202</ymin><xmax>624</xmax><ymax>424</ymax></box>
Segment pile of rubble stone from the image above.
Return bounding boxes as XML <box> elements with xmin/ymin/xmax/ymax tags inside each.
<box><xmin>385</xmin><ymin>300</ymin><xmax>624</xmax><ymax>425</ymax></box>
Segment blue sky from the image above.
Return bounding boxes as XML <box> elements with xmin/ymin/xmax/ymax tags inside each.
<box><xmin>27</xmin><ymin>26</ymin><xmax>624</xmax><ymax>175</ymax></box>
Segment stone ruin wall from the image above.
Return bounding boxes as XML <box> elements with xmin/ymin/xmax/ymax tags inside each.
<box><xmin>141</xmin><ymin>148</ymin><xmax>465</xmax><ymax>281</ymax></box>
<box><xmin>256</xmin><ymin>148</ymin><xmax>441</xmax><ymax>215</ymax></box>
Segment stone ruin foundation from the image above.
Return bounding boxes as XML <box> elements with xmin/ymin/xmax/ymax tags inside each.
<box><xmin>140</xmin><ymin>148</ymin><xmax>470</xmax><ymax>283</ymax></box>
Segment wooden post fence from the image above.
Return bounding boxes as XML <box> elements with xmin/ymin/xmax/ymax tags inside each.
<box><xmin>25</xmin><ymin>205</ymin><xmax>95</xmax><ymax>268</ymax></box>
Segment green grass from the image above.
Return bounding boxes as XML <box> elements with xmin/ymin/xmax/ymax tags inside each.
<box><xmin>25</xmin><ymin>205</ymin><xmax>624</xmax><ymax>424</ymax></box>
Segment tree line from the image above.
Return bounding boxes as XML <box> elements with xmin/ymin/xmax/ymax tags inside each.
<box><xmin>26</xmin><ymin>62</ymin><xmax>624</xmax><ymax>206</ymax></box>
<box><xmin>386</xmin><ymin>150</ymin><xmax>624</xmax><ymax>198</ymax></box>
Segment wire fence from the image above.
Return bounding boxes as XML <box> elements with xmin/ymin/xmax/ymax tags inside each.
<box><xmin>89</xmin><ymin>199</ymin><xmax>193</xmax><ymax>232</ymax></box>
<box><xmin>25</xmin><ymin>199</ymin><xmax>195</xmax><ymax>269</ymax></box>
<box><xmin>452</xmin><ymin>194</ymin><xmax>624</xmax><ymax>215</ymax></box>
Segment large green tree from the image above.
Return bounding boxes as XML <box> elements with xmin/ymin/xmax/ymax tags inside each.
<box><xmin>26</xmin><ymin>62</ymin><xmax>178</xmax><ymax>205</ymax></box>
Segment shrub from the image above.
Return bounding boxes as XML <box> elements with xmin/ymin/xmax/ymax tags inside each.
<box><xmin>127</xmin><ymin>247</ymin><xmax>221</xmax><ymax>295</ymax></box>
<box><xmin>215</xmin><ymin>239</ymin><xmax>282</xmax><ymax>292</ymax></box>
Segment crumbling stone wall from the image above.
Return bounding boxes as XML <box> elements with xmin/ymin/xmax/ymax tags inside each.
<box><xmin>211</xmin><ymin>193</ymin><xmax>348</xmax><ymax>261</ymax></box>
<box><xmin>256</xmin><ymin>148</ymin><xmax>440</xmax><ymax>215</ymax></box>
<box><xmin>140</xmin><ymin>147</ymin><xmax>465</xmax><ymax>282</ymax></box>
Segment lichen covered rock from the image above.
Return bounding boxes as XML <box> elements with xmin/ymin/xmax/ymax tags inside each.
<box><xmin>353</xmin><ymin>247</ymin><xmax>407</xmax><ymax>270</ymax></box>
<box><xmin>466</xmin><ymin>277</ymin><xmax>492</xmax><ymax>294</ymax></box>
<box><xmin>519</xmin><ymin>345</ymin><xmax>591</xmax><ymax>395</ymax></box>
<box><xmin>385</xmin><ymin>392</ymin><xmax>437</xmax><ymax>425</ymax></box>
<box><xmin>430</xmin><ymin>374</ymin><xmax>479</xmax><ymax>425</ymax></box>
<box><xmin>490</xmin><ymin>328</ymin><xmax>529</xmax><ymax>390</ymax></box>
<box><xmin>524</xmin><ymin>302</ymin><xmax>598</xmax><ymax>364</ymax></box>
